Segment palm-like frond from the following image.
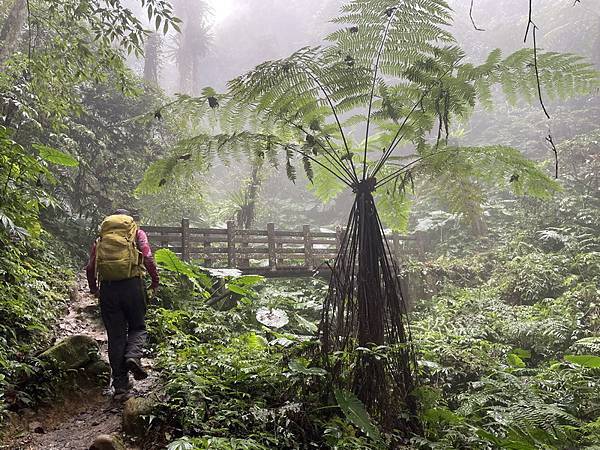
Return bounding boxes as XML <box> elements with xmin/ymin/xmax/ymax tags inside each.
<box><xmin>327</xmin><ymin>0</ymin><xmax>454</xmax><ymax>78</ymax></box>
<box><xmin>141</xmin><ymin>1</ymin><xmax>600</xmax><ymax>433</ymax></box>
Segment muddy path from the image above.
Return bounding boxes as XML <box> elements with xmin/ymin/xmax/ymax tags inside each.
<box><xmin>1</xmin><ymin>274</ymin><xmax>158</xmax><ymax>450</ymax></box>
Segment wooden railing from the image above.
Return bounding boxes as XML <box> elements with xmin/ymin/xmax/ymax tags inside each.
<box><xmin>143</xmin><ymin>219</ymin><xmax>419</xmax><ymax>276</ymax></box>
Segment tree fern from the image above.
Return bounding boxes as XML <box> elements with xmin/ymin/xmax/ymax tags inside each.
<box><xmin>142</xmin><ymin>0</ymin><xmax>599</xmax><ymax>434</ymax></box>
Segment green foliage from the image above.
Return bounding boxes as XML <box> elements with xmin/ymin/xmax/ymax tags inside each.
<box><xmin>167</xmin><ymin>436</ymin><xmax>270</xmax><ymax>450</ymax></box>
<box><xmin>0</xmin><ymin>233</ymin><xmax>73</xmax><ymax>417</ymax></box>
<box><xmin>145</xmin><ymin>271</ymin><xmax>382</xmax><ymax>448</ymax></box>
<box><xmin>148</xmin><ymin>189</ymin><xmax>599</xmax><ymax>447</ymax></box>
<box><xmin>334</xmin><ymin>390</ymin><xmax>383</xmax><ymax>446</ymax></box>
<box><xmin>146</xmin><ymin>0</ymin><xmax>597</xmax><ymax>232</ymax></box>
<box><xmin>155</xmin><ymin>248</ymin><xmax>204</xmax><ymax>282</ymax></box>
<box><xmin>0</xmin><ymin>125</ymin><xmax>60</xmax><ymax>239</ymax></box>
<box><xmin>406</xmin><ymin>143</ymin><xmax>600</xmax><ymax>448</ymax></box>
<box><xmin>0</xmin><ymin>0</ymin><xmax>177</xmax><ymax>257</ymax></box>
<box><xmin>34</xmin><ymin>144</ymin><xmax>78</xmax><ymax>167</ymax></box>
<box><xmin>564</xmin><ymin>355</ymin><xmax>600</xmax><ymax>369</ymax></box>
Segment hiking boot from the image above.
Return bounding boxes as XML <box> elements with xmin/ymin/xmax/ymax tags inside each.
<box><xmin>113</xmin><ymin>379</ymin><xmax>134</xmax><ymax>400</ymax></box>
<box><xmin>125</xmin><ymin>358</ymin><xmax>148</xmax><ymax>380</ymax></box>
<box><xmin>114</xmin><ymin>390</ymin><xmax>134</xmax><ymax>401</ymax></box>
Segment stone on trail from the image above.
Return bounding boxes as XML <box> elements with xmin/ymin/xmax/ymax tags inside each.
<box><xmin>89</xmin><ymin>434</ymin><xmax>126</xmax><ymax>450</ymax></box>
<box><xmin>40</xmin><ymin>334</ymin><xmax>99</xmax><ymax>369</ymax></box>
<box><xmin>122</xmin><ymin>396</ymin><xmax>155</xmax><ymax>437</ymax></box>
<box><xmin>28</xmin><ymin>420</ymin><xmax>44</xmax><ymax>433</ymax></box>
<box><xmin>85</xmin><ymin>359</ymin><xmax>111</xmax><ymax>380</ymax></box>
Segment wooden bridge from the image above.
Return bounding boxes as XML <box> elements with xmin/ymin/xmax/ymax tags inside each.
<box><xmin>143</xmin><ymin>219</ymin><xmax>420</xmax><ymax>277</ymax></box>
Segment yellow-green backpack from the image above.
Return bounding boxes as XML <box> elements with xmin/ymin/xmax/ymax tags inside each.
<box><xmin>96</xmin><ymin>214</ymin><xmax>143</xmax><ymax>281</ymax></box>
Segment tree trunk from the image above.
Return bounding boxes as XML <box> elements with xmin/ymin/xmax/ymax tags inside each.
<box><xmin>143</xmin><ymin>33</ymin><xmax>161</xmax><ymax>86</ymax></box>
<box><xmin>320</xmin><ymin>178</ymin><xmax>418</xmax><ymax>433</ymax></box>
<box><xmin>242</xmin><ymin>161</ymin><xmax>262</xmax><ymax>230</ymax></box>
<box><xmin>237</xmin><ymin>161</ymin><xmax>262</xmax><ymax>267</ymax></box>
<box><xmin>0</xmin><ymin>0</ymin><xmax>27</xmax><ymax>65</ymax></box>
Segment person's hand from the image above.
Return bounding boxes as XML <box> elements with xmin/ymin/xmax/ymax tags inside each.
<box><xmin>147</xmin><ymin>285</ymin><xmax>158</xmax><ymax>300</ymax></box>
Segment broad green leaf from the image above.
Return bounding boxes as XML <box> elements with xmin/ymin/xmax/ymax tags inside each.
<box><xmin>154</xmin><ymin>248</ymin><xmax>196</xmax><ymax>280</ymax></box>
<box><xmin>166</xmin><ymin>437</ymin><xmax>194</xmax><ymax>450</ymax></box>
<box><xmin>294</xmin><ymin>313</ymin><xmax>318</xmax><ymax>334</ymax></box>
<box><xmin>334</xmin><ymin>389</ymin><xmax>383</xmax><ymax>444</ymax></box>
<box><xmin>512</xmin><ymin>348</ymin><xmax>532</xmax><ymax>359</ymax></box>
<box><xmin>233</xmin><ymin>275</ymin><xmax>264</xmax><ymax>286</ymax></box>
<box><xmin>34</xmin><ymin>144</ymin><xmax>79</xmax><ymax>167</ymax></box>
<box><xmin>506</xmin><ymin>353</ymin><xmax>526</xmax><ymax>368</ymax></box>
<box><xmin>288</xmin><ymin>358</ymin><xmax>327</xmax><ymax>376</ymax></box>
<box><xmin>422</xmin><ymin>407</ymin><xmax>462</xmax><ymax>424</ymax></box>
<box><xmin>226</xmin><ymin>283</ymin><xmax>251</xmax><ymax>295</ymax></box>
<box><xmin>239</xmin><ymin>332</ymin><xmax>268</xmax><ymax>350</ymax></box>
<box><xmin>565</xmin><ymin>354</ymin><xmax>600</xmax><ymax>368</ymax></box>
<box><xmin>256</xmin><ymin>307</ymin><xmax>289</xmax><ymax>328</ymax></box>
<box><xmin>476</xmin><ymin>429</ymin><xmax>503</xmax><ymax>445</ymax></box>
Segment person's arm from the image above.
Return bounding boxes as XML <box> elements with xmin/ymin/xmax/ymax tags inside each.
<box><xmin>85</xmin><ymin>241</ymin><xmax>98</xmax><ymax>294</ymax></box>
<box><xmin>137</xmin><ymin>229</ymin><xmax>159</xmax><ymax>289</ymax></box>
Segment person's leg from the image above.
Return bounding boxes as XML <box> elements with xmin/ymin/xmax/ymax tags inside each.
<box><xmin>122</xmin><ymin>278</ymin><xmax>148</xmax><ymax>379</ymax></box>
<box><xmin>99</xmin><ymin>282</ymin><xmax>130</xmax><ymax>391</ymax></box>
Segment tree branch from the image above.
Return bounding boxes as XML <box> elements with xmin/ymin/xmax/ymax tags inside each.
<box><xmin>375</xmin><ymin>147</ymin><xmax>461</xmax><ymax>189</ymax></box>
<box><xmin>285</xmin><ymin>143</ymin><xmax>353</xmax><ymax>187</ymax></box>
<box><xmin>469</xmin><ymin>0</ymin><xmax>485</xmax><ymax>31</ymax></box>
<box><xmin>370</xmin><ymin>92</ymin><xmax>426</xmax><ymax>179</ymax></box>
<box><xmin>545</xmin><ymin>132</ymin><xmax>559</xmax><ymax>178</ymax></box>
<box><xmin>523</xmin><ymin>0</ymin><xmax>550</xmax><ymax>119</ymax></box>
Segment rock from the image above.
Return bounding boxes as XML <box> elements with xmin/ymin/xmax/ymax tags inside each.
<box><xmin>40</xmin><ymin>335</ymin><xmax>99</xmax><ymax>370</ymax></box>
<box><xmin>28</xmin><ymin>420</ymin><xmax>44</xmax><ymax>433</ymax></box>
<box><xmin>69</xmin><ymin>284</ymin><xmax>79</xmax><ymax>303</ymax></box>
<box><xmin>89</xmin><ymin>434</ymin><xmax>126</xmax><ymax>450</ymax></box>
<box><xmin>84</xmin><ymin>359</ymin><xmax>111</xmax><ymax>382</ymax></box>
<box><xmin>122</xmin><ymin>396</ymin><xmax>155</xmax><ymax>437</ymax></box>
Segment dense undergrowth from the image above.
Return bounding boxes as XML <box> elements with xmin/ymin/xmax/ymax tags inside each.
<box><xmin>0</xmin><ymin>233</ymin><xmax>74</xmax><ymax>420</ymax></box>
<box><xmin>143</xmin><ymin>165</ymin><xmax>599</xmax><ymax>449</ymax></box>
<box><xmin>408</xmin><ymin>183</ymin><xmax>600</xmax><ymax>448</ymax></box>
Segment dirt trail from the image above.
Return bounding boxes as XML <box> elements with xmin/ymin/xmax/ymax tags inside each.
<box><xmin>2</xmin><ymin>274</ymin><xmax>158</xmax><ymax>450</ymax></box>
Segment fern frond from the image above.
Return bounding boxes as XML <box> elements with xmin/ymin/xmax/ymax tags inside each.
<box><xmin>327</xmin><ymin>0</ymin><xmax>454</xmax><ymax>77</ymax></box>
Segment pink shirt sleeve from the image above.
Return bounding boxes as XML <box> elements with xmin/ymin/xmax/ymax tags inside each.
<box><xmin>86</xmin><ymin>241</ymin><xmax>98</xmax><ymax>293</ymax></box>
<box><xmin>136</xmin><ymin>229</ymin><xmax>152</xmax><ymax>257</ymax></box>
<box><xmin>137</xmin><ymin>229</ymin><xmax>159</xmax><ymax>288</ymax></box>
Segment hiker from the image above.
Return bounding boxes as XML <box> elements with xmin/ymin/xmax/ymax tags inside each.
<box><xmin>86</xmin><ymin>209</ymin><xmax>159</xmax><ymax>397</ymax></box>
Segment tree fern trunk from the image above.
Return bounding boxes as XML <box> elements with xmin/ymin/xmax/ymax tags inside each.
<box><xmin>321</xmin><ymin>178</ymin><xmax>418</xmax><ymax>432</ymax></box>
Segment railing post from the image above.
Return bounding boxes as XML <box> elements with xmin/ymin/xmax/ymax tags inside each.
<box><xmin>267</xmin><ymin>222</ymin><xmax>276</xmax><ymax>271</ymax></box>
<box><xmin>392</xmin><ymin>231</ymin><xmax>400</xmax><ymax>265</ymax></box>
<box><xmin>415</xmin><ymin>231</ymin><xmax>425</xmax><ymax>259</ymax></box>
<box><xmin>203</xmin><ymin>232</ymin><xmax>212</xmax><ymax>267</ymax></box>
<box><xmin>239</xmin><ymin>228</ymin><xmax>250</xmax><ymax>269</ymax></box>
<box><xmin>227</xmin><ymin>220</ymin><xmax>236</xmax><ymax>267</ymax></box>
<box><xmin>181</xmin><ymin>218</ymin><xmax>190</xmax><ymax>262</ymax></box>
<box><xmin>303</xmin><ymin>225</ymin><xmax>313</xmax><ymax>269</ymax></box>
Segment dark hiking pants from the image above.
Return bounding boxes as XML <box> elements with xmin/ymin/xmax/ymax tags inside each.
<box><xmin>99</xmin><ymin>277</ymin><xmax>147</xmax><ymax>390</ymax></box>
